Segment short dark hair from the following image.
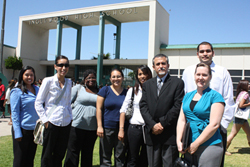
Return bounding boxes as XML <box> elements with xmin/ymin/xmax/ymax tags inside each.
<box><xmin>197</xmin><ymin>41</ymin><xmax>213</xmax><ymax>52</ymax></box>
<box><xmin>17</xmin><ymin>66</ymin><xmax>36</xmax><ymax>94</ymax></box>
<box><xmin>110</xmin><ymin>68</ymin><xmax>124</xmax><ymax>78</ymax></box>
<box><xmin>236</xmin><ymin>80</ymin><xmax>249</xmax><ymax>98</ymax></box>
<box><xmin>80</xmin><ymin>69</ymin><xmax>96</xmax><ymax>84</ymax></box>
<box><xmin>195</xmin><ymin>63</ymin><xmax>212</xmax><ymax>76</ymax></box>
<box><xmin>55</xmin><ymin>55</ymin><xmax>69</xmax><ymax>64</ymax></box>
<box><xmin>0</xmin><ymin>78</ymin><xmax>2</xmax><ymax>82</ymax></box>
<box><xmin>152</xmin><ymin>54</ymin><xmax>169</xmax><ymax>65</ymax></box>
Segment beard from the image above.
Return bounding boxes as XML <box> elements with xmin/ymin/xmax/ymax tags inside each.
<box><xmin>158</xmin><ymin>67</ymin><xmax>166</xmax><ymax>75</ymax></box>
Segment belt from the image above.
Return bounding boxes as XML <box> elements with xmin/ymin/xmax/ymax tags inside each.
<box><xmin>130</xmin><ymin>124</ymin><xmax>143</xmax><ymax>129</ymax></box>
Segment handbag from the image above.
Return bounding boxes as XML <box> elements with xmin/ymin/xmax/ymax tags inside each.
<box><xmin>234</xmin><ymin>92</ymin><xmax>250</xmax><ymax>120</ymax></box>
<box><xmin>182</xmin><ymin>122</ymin><xmax>191</xmax><ymax>151</ymax></box>
<box><xmin>174</xmin><ymin>154</ymin><xmax>196</xmax><ymax>167</ymax></box>
<box><xmin>33</xmin><ymin>80</ymin><xmax>68</xmax><ymax>145</ymax></box>
<box><xmin>125</xmin><ymin>87</ymin><xmax>135</xmax><ymax>121</ymax></box>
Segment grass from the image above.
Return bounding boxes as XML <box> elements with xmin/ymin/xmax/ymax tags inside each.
<box><xmin>1</xmin><ymin>121</ymin><xmax>250</xmax><ymax>167</ymax></box>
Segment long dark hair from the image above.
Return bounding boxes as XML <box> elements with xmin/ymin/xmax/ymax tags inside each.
<box><xmin>17</xmin><ymin>66</ymin><xmax>36</xmax><ymax>94</ymax></box>
<box><xmin>134</xmin><ymin>65</ymin><xmax>152</xmax><ymax>95</ymax></box>
<box><xmin>236</xmin><ymin>80</ymin><xmax>249</xmax><ymax>98</ymax></box>
<box><xmin>8</xmin><ymin>80</ymin><xmax>16</xmax><ymax>90</ymax></box>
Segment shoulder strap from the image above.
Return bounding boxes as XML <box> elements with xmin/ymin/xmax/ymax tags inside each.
<box><xmin>238</xmin><ymin>92</ymin><xmax>248</xmax><ymax>104</ymax></box>
<box><xmin>131</xmin><ymin>87</ymin><xmax>135</xmax><ymax>101</ymax></box>
<box><xmin>47</xmin><ymin>79</ymin><xmax>68</xmax><ymax>119</ymax></box>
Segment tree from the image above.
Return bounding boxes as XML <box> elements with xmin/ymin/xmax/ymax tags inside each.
<box><xmin>4</xmin><ymin>56</ymin><xmax>23</xmax><ymax>79</ymax></box>
<box><xmin>128</xmin><ymin>71</ymin><xmax>135</xmax><ymax>79</ymax></box>
<box><xmin>91</xmin><ymin>52</ymin><xmax>111</xmax><ymax>60</ymax></box>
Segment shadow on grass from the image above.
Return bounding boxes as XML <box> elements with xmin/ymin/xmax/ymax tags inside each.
<box><xmin>230</xmin><ymin>147</ymin><xmax>250</xmax><ymax>154</ymax></box>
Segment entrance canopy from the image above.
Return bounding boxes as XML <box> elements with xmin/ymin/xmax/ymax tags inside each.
<box><xmin>16</xmin><ymin>0</ymin><xmax>169</xmax><ymax>80</ymax></box>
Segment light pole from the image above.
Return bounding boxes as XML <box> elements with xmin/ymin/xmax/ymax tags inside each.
<box><xmin>0</xmin><ymin>0</ymin><xmax>6</xmax><ymax>74</ymax></box>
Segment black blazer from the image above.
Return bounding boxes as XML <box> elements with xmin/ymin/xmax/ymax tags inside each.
<box><xmin>140</xmin><ymin>74</ymin><xmax>184</xmax><ymax>145</ymax></box>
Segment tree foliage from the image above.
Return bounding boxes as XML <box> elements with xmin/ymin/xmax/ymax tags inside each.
<box><xmin>4</xmin><ymin>56</ymin><xmax>23</xmax><ymax>79</ymax></box>
<box><xmin>128</xmin><ymin>71</ymin><xmax>135</xmax><ymax>79</ymax></box>
<box><xmin>91</xmin><ymin>52</ymin><xmax>111</xmax><ymax>60</ymax></box>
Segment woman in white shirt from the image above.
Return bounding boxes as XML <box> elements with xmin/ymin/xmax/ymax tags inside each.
<box><xmin>118</xmin><ymin>65</ymin><xmax>152</xmax><ymax>167</ymax></box>
<box><xmin>4</xmin><ymin>80</ymin><xmax>15</xmax><ymax>125</ymax></box>
<box><xmin>35</xmin><ymin>55</ymin><xmax>72</xmax><ymax>167</ymax></box>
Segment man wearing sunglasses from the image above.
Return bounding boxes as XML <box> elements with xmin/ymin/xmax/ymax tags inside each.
<box><xmin>182</xmin><ymin>41</ymin><xmax>235</xmax><ymax>167</ymax></box>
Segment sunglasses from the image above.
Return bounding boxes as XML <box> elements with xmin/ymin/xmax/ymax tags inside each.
<box><xmin>199</xmin><ymin>49</ymin><xmax>212</xmax><ymax>54</ymax></box>
<box><xmin>56</xmin><ymin>63</ymin><xmax>69</xmax><ymax>67</ymax></box>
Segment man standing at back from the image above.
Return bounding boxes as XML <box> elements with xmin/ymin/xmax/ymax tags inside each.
<box><xmin>140</xmin><ymin>54</ymin><xmax>184</xmax><ymax>166</ymax></box>
<box><xmin>182</xmin><ymin>41</ymin><xmax>235</xmax><ymax>167</ymax></box>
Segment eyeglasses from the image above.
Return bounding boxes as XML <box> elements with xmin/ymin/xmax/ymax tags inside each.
<box><xmin>199</xmin><ymin>49</ymin><xmax>212</xmax><ymax>54</ymax></box>
<box><xmin>56</xmin><ymin>63</ymin><xmax>69</xmax><ymax>67</ymax></box>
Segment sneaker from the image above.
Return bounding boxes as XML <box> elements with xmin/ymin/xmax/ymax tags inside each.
<box><xmin>0</xmin><ymin>115</ymin><xmax>5</xmax><ymax>118</ymax></box>
<box><xmin>225</xmin><ymin>151</ymin><xmax>232</xmax><ymax>156</ymax></box>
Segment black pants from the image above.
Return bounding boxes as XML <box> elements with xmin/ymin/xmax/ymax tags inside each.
<box><xmin>12</xmin><ymin>127</ymin><xmax>37</xmax><ymax>167</ymax></box>
<box><xmin>147</xmin><ymin>143</ymin><xmax>178</xmax><ymax>167</ymax></box>
<box><xmin>220</xmin><ymin>125</ymin><xmax>227</xmax><ymax>167</ymax></box>
<box><xmin>41</xmin><ymin>122</ymin><xmax>71</xmax><ymax>167</ymax></box>
<box><xmin>64</xmin><ymin>127</ymin><xmax>97</xmax><ymax>167</ymax></box>
<box><xmin>127</xmin><ymin>124</ymin><xmax>148</xmax><ymax>167</ymax></box>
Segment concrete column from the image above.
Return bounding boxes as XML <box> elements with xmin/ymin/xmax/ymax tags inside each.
<box><xmin>97</xmin><ymin>13</ymin><xmax>105</xmax><ymax>86</ymax></box>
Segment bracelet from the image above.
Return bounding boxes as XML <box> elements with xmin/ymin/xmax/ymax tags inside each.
<box><xmin>120</xmin><ymin>127</ymin><xmax>124</xmax><ymax>129</ymax></box>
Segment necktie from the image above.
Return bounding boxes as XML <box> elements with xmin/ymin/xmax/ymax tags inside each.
<box><xmin>157</xmin><ymin>78</ymin><xmax>162</xmax><ymax>96</ymax></box>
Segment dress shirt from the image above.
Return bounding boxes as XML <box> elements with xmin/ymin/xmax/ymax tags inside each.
<box><xmin>10</xmin><ymin>86</ymin><xmax>39</xmax><ymax>139</ymax></box>
<box><xmin>5</xmin><ymin>88</ymin><xmax>10</xmax><ymax>104</ymax></box>
<box><xmin>182</xmin><ymin>61</ymin><xmax>235</xmax><ymax>129</ymax></box>
<box><xmin>157</xmin><ymin>73</ymin><xmax>168</xmax><ymax>84</ymax></box>
<box><xmin>35</xmin><ymin>74</ymin><xmax>72</xmax><ymax>126</ymax></box>
<box><xmin>120</xmin><ymin>86</ymin><xmax>144</xmax><ymax>125</ymax></box>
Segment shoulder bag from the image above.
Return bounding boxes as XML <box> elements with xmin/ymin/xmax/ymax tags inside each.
<box><xmin>234</xmin><ymin>92</ymin><xmax>250</xmax><ymax>120</ymax></box>
<box><xmin>33</xmin><ymin>79</ymin><xmax>68</xmax><ymax>145</ymax></box>
<box><xmin>182</xmin><ymin>122</ymin><xmax>191</xmax><ymax>151</ymax></box>
<box><xmin>174</xmin><ymin>122</ymin><xmax>195</xmax><ymax>167</ymax></box>
<box><xmin>125</xmin><ymin>87</ymin><xmax>135</xmax><ymax>121</ymax></box>
<box><xmin>174</xmin><ymin>154</ymin><xmax>196</xmax><ymax>167</ymax></box>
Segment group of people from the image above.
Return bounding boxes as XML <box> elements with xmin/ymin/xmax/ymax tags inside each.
<box><xmin>6</xmin><ymin>41</ymin><xmax>250</xmax><ymax>167</ymax></box>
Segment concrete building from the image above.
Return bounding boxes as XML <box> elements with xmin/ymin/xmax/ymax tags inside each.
<box><xmin>2</xmin><ymin>0</ymin><xmax>250</xmax><ymax>95</ymax></box>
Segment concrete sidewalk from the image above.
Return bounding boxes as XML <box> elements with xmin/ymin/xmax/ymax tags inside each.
<box><xmin>0</xmin><ymin>116</ymin><xmax>12</xmax><ymax>137</ymax></box>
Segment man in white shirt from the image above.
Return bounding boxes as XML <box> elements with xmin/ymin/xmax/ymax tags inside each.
<box><xmin>182</xmin><ymin>41</ymin><xmax>235</xmax><ymax>167</ymax></box>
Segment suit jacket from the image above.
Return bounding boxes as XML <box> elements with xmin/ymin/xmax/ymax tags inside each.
<box><xmin>140</xmin><ymin>74</ymin><xmax>184</xmax><ymax>146</ymax></box>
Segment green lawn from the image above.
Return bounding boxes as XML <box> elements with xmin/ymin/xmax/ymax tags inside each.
<box><xmin>1</xmin><ymin>121</ymin><xmax>250</xmax><ymax>167</ymax></box>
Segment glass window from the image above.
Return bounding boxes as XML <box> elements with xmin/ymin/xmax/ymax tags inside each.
<box><xmin>245</xmin><ymin>70</ymin><xmax>250</xmax><ymax>76</ymax></box>
<box><xmin>169</xmin><ymin>69</ymin><xmax>178</xmax><ymax>75</ymax></box>
<box><xmin>232</xmin><ymin>77</ymin><xmax>242</xmax><ymax>83</ymax></box>
<box><xmin>228</xmin><ymin>70</ymin><xmax>242</xmax><ymax>76</ymax></box>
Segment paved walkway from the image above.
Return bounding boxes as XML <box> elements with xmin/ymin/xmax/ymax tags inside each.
<box><xmin>0</xmin><ymin>116</ymin><xmax>12</xmax><ymax>137</ymax></box>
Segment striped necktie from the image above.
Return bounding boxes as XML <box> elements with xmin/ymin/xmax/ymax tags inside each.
<box><xmin>157</xmin><ymin>78</ymin><xmax>162</xmax><ymax>96</ymax></box>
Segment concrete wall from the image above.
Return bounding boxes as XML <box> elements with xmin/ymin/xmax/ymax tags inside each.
<box><xmin>161</xmin><ymin>48</ymin><xmax>250</xmax><ymax>70</ymax></box>
<box><xmin>148</xmin><ymin>1</ymin><xmax>169</xmax><ymax>75</ymax></box>
<box><xmin>17</xmin><ymin>21</ymin><xmax>49</xmax><ymax>79</ymax></box>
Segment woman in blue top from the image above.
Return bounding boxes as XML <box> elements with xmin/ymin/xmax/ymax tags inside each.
<box><xmin>96</xmin><ymin>68</ymin><xmax>127</xmax><ymax>167</ymax></box>
<box><xmin>10</xmin><ymin>66</ymin><xmax>39</xmax><ymax>167</ymax></box>
<box><xmin>65</xmin><ymin>69</ymin><xmax>99</xmax><ymax>167</ymax></box>
<box><xmin>176</xmin><ymin>63</ymin><xmax>225</xmax><ymax>167</ymax></box>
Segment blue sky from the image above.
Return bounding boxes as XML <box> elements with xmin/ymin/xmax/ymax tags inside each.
<box><xmin>0</xmin><ymin>0</ymin><xmax>249</xmax><ymax>60</ymax></box>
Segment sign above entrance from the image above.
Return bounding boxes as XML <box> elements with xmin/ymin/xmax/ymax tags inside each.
<box><xmin>29</xmin><ymin>7</ymin><xmax>138</xmax><ymax>25</ymax></box>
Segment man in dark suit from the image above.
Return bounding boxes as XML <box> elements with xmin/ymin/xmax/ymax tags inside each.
<box><xmin>140</xmin><ymin>54</ymin><xmax>184</xmax><ymax>166</ymax></box>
